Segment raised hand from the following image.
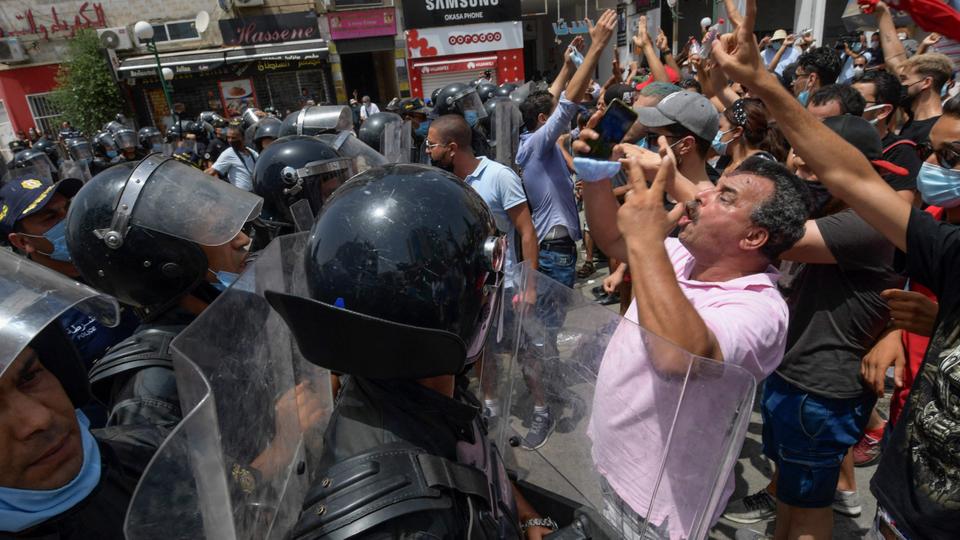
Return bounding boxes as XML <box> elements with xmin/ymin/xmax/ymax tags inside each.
<box><xmin>633</xmin><ymin>15</ymin><xmax>651</xmax><ymax>49</ymax></box>
<box><xmin>589</xmin><ymin>10</ymin><xmax>618</xmax><ymax>51</ymax></box>
<box><xmin>617</xmin><ymin>138</ymin><xmax>685</xmax><ymax>242</ymax></box>
<box><xmin>711</xmin><ymin>0</ymin><xmax>770</xmax><ymax>88</ymax></box>
<box><xmin>723</xmin><ymin>0</ymin><xmax>744</xmax><ymax>28</ymax></box>
<box><xmin>656</xmin><ymin>29</ymin><xmax>669</xmax><ymax>53</ymax></box>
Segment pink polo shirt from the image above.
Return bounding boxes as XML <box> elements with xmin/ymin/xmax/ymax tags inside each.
<box><xmin>588</xmin><ymin>238</ymin><xmax>788</xmax><ymax>539</ymax></box>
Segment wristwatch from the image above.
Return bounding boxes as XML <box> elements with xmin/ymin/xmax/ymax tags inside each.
<box><xmin>520</xmin><ymin>517</ymin><xmax>559</xmax><ymax>533</ymax></box>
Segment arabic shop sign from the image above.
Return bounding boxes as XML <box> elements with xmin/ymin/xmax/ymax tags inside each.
<box><xmin>402</xmin><ymin>0</ymin><xmax>519</xmax><ymax>30</ymax></box>
<box><xmin>0</xmin><ymin>1</ymin><xmax>106</xmax><ymax>41</ymax></box>
<box><xmin>219</xmin><ymin>11</ymin><xmax>318</xmax><ymax>46</ymax></box>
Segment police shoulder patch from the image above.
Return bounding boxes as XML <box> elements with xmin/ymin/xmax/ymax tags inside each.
<box><xmin>0</xmin><ymin>204</ymin><xmax>8</xmax><ymax>222</ymax></box>
<box><xmin>20</xmin><ymin>179</ymin><xmax>42</xmax><ymax>190</ymax></box>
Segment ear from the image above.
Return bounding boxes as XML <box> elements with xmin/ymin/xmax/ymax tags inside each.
<box><xmin>808</xmin><ymin>73</ymin><xmax>819</xmax><ymax>88</ymax></box>
<box><xmin>921</xmin><ymin>76</ymin><xmax>934</xmax><ymax>92</ymax></box>
<box><xmin>876</xmin><ymin>104</ymin><xmax>895</xmax><ymax>122</ymax></box>
<box><xmin>538</xmin><ymin>112</ymin><xmax>548</xmax><ymax>125</ymax></box>
<box><xmin>8</xmin><ymin>232</ymin><xmax>32</xmax><ymax>254</ymax></box>
<box><xmin>447</xmin><ymin>141</ymin><xmax>458</xmax><ymax>155</ymax></box>
<box><xmin>740</xmin><ymin>226</ymin><xmax>769</xmax><ymax>253</ymax></box>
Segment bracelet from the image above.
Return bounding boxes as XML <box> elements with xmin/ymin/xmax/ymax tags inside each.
<box><xmin>520</xmin><ymin>517</ymin><xmax>559</xmax><ymax>533</ymax></box>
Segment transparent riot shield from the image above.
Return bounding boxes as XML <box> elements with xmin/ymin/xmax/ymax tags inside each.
<box><xmin>315</xmin><ymin>131</ymin><xmax>387</xmax><ymax>173</ymax></box>
<box><xmin>481</xmin><ymin>264</ymin><xmax>756</xmax><ymax>540</ymax></box>
<box><xmin>494</xmin><ymin>99</ymin><xmax>521</xmax><ymax>168</ymax></box>
<box><xmin>58</xmin><ymin>159</ymin><xmax>92</xmax><ymax>182</ymax></box>
<box><xmin>380</xmin><ymin>119</ymin><xmax>412</xmax><ymax>164</ymax></box>
<box><xmin>125</xmin><ymin>233</ymin><xmax>333</xmax><ymax>540</ymax></box>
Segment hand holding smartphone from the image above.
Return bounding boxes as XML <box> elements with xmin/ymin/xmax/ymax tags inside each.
<box><xmin>586</xmin><ymin>99</ymin><xmax>638</xmax><ymax>160</ymax></box>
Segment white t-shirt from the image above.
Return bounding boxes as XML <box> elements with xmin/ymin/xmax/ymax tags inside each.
<box><xmin>360</xmin><ymin>103</ymin><xmax>380</xmax><ymax>120</ymax></box>
<box><xmin>212</xmin><ymin>146</ymin><xmax>258</xmax><ymax>192</ymax></box>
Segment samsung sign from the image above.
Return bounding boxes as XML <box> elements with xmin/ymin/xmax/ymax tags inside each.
<box><xmin>403</xmin><ymin>0</ymin><xmax>520</xmax><ymax>29</ymax></box>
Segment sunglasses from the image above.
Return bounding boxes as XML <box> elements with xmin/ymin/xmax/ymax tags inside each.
<box><xmin>916</xmin><ymin>142</ymin><xmax>960</xmax><ymax>169</ymax></box>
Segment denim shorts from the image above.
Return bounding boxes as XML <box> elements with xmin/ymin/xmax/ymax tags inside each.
<box><xmin>760</xmin><ymin>373</ymin><xmax>874</xmax><ymax>508</ymax></box>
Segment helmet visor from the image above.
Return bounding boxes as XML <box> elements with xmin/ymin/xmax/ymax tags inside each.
<box><xmin>299</xmin><ymin>158</ymin><xmax>355</xmax><ymax>213</ymax></box>
<box><xmin>68</xmin><ymin>141</ymin><xmax>94</xmax><ymax>161</ymax></box>
<box><xmin>127</xmin><ymin>157</ymin><xmax>263</xmax><ymax>246</ymax></box>
<box><xmin>0</xmin><ymin>251</ymin><xmax>119</xmax><ymax>378</ymax></box>
<box><xmin>116</xmin><ymin>131</ymin><xmax>138</xmax><ymax>150</ymax></box>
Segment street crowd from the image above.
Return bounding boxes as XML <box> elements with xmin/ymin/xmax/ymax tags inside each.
<box><xmin>1</xmin><ymin>0</ymin><xmax>960</xmax><ymax>538</ymax></box>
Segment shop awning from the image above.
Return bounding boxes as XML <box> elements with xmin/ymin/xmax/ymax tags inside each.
<box><xmin>118</xmin><ymin>39</ymin><xmax>329</xmax><ymax>78</ymax></box>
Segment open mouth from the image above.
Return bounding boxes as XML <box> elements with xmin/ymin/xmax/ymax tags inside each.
<box><xmin>683</xmin><ymin>200</ymin><xmax>701</xmax><ymax>223</ymax></box>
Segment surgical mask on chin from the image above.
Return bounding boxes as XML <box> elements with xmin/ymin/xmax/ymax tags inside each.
<box><xmin>106</xmin><ymin>150</ymin><xmax>118</xmax><ymax>159</ymax></box>
<box><xmin>797</xmin><ymin>90</ymin><xmax>810</xmax><ymax>107</ymax></box>
<box><xmin>463</xmin><ymin>110</ymin><xmax>479</xmax><ymax>127</ymax></box>
<box><xmin>917</xmin><ymin>161</ymin><xmax>960</xmax><ymax>208</ymax></box>
<box><xmin>21</xmin><ymin>219</ymin><xmax>72</xmax><ymax>262</ymax></box>
<box><xmin>209</xmin><ymin>269</ymin><xmax>240</xmax><ymax>292</ymax></box>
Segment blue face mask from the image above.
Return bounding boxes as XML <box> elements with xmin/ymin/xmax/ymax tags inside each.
<box><xmin>711</xmin><ymin>128</ymin><xmax>737</xmax><ymax>156</ymax></box>
<box><xmin>0</xmin><ymin>410</ymin><xmax>101</xmax><ymax>533</ymax></box>
<box><xmin>797</xmin><ymin>90</ymin><xmax>810</xmax><ymax>107</ymax></box>
<box><xmin>636</xmin><ymin>138</ymin><xmax>649</xmax><ymax>150</ymax></box>
<box><xmin>851</xmin><ymin>42</ymin><xmax>862</xmax><ymax>53</ymax></box>
<box><xmin>105</xmin><ymin>150</ymin><xmax>118</xmax><ymax>159</ymax></box>
<box><xmin>209</xmin><ymin>269</ymin><xmax>240</xmax><ymax>291</ymax></box>
<box><xmin>21</xmin><ymin>219</ymin><xmax>71</xmax><ymax>262</ymax></box>
<box><xmin>464</xmin><ymin>110</ymin><xmax>479</xmax><ymax>127</ymax></box>
<box><xmin>415</xmin><ymin>121</ymin><xmax>430</xmax><ymax>138</ymax></box>
<box><xmin>917</xmin><ymin>161</ymin><xmax>960</xmax><ymax>207</ymax></box>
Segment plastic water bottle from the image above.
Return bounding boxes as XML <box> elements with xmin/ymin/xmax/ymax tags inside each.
<box><xmin>702</xmin><ymin>18</ymin><xmax>725</xmax><ymax>55</ymax></box>
<box><xmin>569</xmin><ymin>46</ymin><xmax>584</xmax><ymax>67</ymax></box>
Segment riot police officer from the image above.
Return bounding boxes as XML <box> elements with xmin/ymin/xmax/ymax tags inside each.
<box><xmin>266</xmin><ymin>164</ymin><xmax>554</xmax><ymax>539</ymax></box>
<box><xmin>0</xmin><ymin>252</ymin><xmax>165</xmax><ymax>539</ymax></box>
<box><xmin>65</xmin><ymin>155</ymin><xmax>263</xmax><ymax>427</ymax></box>
<box><xmin>32</xmin><ymin>137</ymin><xmax>62</xmax><ymax>171</ymax></box>
<box><xmin>358</xmin><ymin>111</ymin><xmax>409</xmax><ymax>162</ymax></box>
<box><xmin>279</xmin><ymin>105</ymin><xmax>354</xmax><ymax>137</ymax></box>
<box><xmin>166</xmin><ymin>122</ymin><xmax>200</xmax><ymax>167</ymax></box>
<box><xmin>433</xmin><ymin>83</ymin><xmax>494</xmax><ymax>159</ymax></box>
<box><xmin>252</xmin><ymin>116</ymin><xmax>282</xmax><ymax>152</ymax></box>
<box><xmin>113</xmin><ymin>128</ymin><xmax>139</xmax><ymax>162</ymax></box>
<box><xmin>11</xmin><ymin>148</ymin><xmax>57</xmax><ymax>182</ymax></box>
<box><xmin>251</xmin><ymin>135</ymin><xmax>355</xmax><ymax>244</ymax></box>
<box><xmin>138</xmin><ymin>126</ymin><xmax>163</xmax><ymax>155</ymax></box>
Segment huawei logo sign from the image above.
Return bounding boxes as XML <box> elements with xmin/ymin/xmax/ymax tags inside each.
<box><xmin>448</xmin><ymin>31</ymin><xmax>502</xmax><ymax>45</ymax></box>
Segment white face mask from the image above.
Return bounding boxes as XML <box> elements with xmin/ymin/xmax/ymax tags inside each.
<box><xmin>863</xmin><ymin>103</ymin><xmax>889</xmax><ymax>126</ymax></box>
<box><xmin>853</xmin><ymin>66</ymin><xmax>865</xmax><ymax>78</ymax></box>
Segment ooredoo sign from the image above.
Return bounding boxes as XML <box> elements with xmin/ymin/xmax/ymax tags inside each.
<box><xmin>401</xmin><ymin>0</ymin><xmax>520</xmax><ymax>30</ymax></box>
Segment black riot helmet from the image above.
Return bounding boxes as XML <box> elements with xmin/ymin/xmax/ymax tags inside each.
<box><xmin>114</xmin><ymin>128</ymin><xmax>138</xmax><ymax>151</ymax></box>
<box><xmin>198</xmin><ymin>111</ymin><xmax>228</xmax><ymax>128</ymax></box>
<box><xmin>384</xmin><ymin>97</ymin><xmax>402</xmax><ymax>112</ymax></box>
<box><xmin>252</xmin><ymin>117</ymin><xmax>282</xmax><ymax>151</ymax></box>
<box><xmin>166</xmin><ymin>121</ymin><xmax>198</xmax><ymax>142</ymax></box>
<box><xmin>103</xmin><ymin>120</ymin><xmax>126</xmax><ymax>136</ymax></box>
<box><xmin>265</xmin><ymin>164</ymin><xmax>505</xmax><ymax>379</ymax></box>
<box><xmin>358</xmin><ymin>112</ymin><xmax>403</xmax><ymax>153</ymax></box>
<box><xmin>138</xmin><ymin>126</ymin><xmax>163</xmax><ymax>152</ymax></box>
<box><xmin>430</xmin><ymin>87</ymin><xmax>442</xmax><ymax>106</ymax></box>
<box><xmin>0</xmin><ymin>250</ymin><xmax>122</xmax><ymax>407</ymax></box>
<box><xmin>12</xmin><ymin>148</ymin><xmax>56</xmax><ymax>181</ymax></box>
<box><xmin>476</xmin><ymin>82</ymin><xmax>498</xmax><ymax>102</ymax></box>
<box><xmin>8</xmin><ymin>139</ymin><xmax>28</xmax><ymax>154</ymax></box>
<box><xmin>252</xmin><ymin>135</ymin><xmax>354</xmax><ymax>223</ymax></box>
<box><xmin>92</xmin><ymin>131</ymin><xmax>118</xmax><ymax>156</ymax></box>
<box><xmin>66</xmin><ymin>156</ymin><xmax>262</xmax><ymax>319</ymax></box>
<box><xmin>279</xmin><ymin>105</ymin><xmax>353</xmax><ymax>137</ymax></box>
<box><xmin>240</xmin><ymin>106</ymin><xmax>262</xmax><ymax>129</ymax></box>
<box><xmin>66</xmin><ymin>137</ymin><xmax>94</xmax><ymax>161</ymax></box>
<box><xmin>494</xmin><ymin>83</ymin><xmax>517</xmax><ymax>98</ymax></box>
<box><xmin>32</xmin><ymin>138</ymin><xmax>62</xmax><ymax>168</ymax></box>
<box><xmin>432</xmin><ymin>83</ymin><xmax>487</xmax><ymax>126</ymax></box>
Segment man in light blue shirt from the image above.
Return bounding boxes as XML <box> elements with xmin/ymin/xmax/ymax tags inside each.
<box><xmin>206</xmin><ymin>125</ymin><xmax>258</xmax><ymax>191</ymax></box>
<box><xmin>761</xmin><ymin>29</ymin><xmax>801</xmax><ymax>76</ymax></box>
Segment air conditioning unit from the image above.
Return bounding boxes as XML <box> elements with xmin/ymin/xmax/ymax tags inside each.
<box><xmin>0</xmin><ymin>38</ymin><xmax>28</xmax><ymax>64</ymax></box>
<box><xmin>234</xmin><ymin>0</ymin><xmax>266</xmax><ymax>7</ymax></box>
<box><xmin>97</xmin><ymin>27</ymin><xmax>134</xmax><ymax>51</ymax></box>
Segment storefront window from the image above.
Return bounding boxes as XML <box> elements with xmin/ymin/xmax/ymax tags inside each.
<box><xmin>150</xmin><ymin>20</ymin><xmax>200</xmax><ymax>43</ymax></box>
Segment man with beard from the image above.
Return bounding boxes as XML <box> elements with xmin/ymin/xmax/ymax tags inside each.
<box><xmin>205</xmin><ymin>125</ymin><xmax>258</xmax><ymax>191</ymax></box>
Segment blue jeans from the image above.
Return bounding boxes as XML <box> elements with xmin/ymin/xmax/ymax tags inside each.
<box><xmin>761</xmin><ymin>373</ymin><xmax>874</xmax><ymax>507</ymax></box>
<box><xmin>537</xmin><ymin>245</ymin><xmax>577</xmax><ymax>288</ymax></box>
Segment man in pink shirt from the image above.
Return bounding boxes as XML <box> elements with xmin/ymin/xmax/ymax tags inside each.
<box><xmin>578</xmin><ymin>135</ymin><xmax>810</xmax><ymax>537</ymax></box>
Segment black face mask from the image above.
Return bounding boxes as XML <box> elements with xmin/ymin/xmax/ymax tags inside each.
<box><xmin>430</xmin><ymin>152</ymin><xmax>455</xmax><ymax>173</ymax></box>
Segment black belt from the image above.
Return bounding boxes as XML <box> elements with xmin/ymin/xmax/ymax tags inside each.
<box><xmin>539</xmin><ymin>236</ymin><xmax>576</xmax><ymax>253</ymax></box>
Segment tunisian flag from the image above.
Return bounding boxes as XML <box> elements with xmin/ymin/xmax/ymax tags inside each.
<box><xmin>859</xmin><ymin>0</ymin><xmax>960</xmax><ymax>43</ymax></box>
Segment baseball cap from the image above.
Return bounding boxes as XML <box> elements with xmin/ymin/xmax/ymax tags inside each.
<box><xmin>823</xmin><ymin>115</ymin><xmax>908</xmax><ymax>177</ymax></box>
<box><xmin>0</xmin><ymin>176</ymin><xmax>82</xmax><ymax>237</ymax></box>
<box><xmin>772</xmin><ymin>29</ymin><xmax>789</xmax><ymax>41</ymax></box>
<box><xmin>635</xmin><ymin>66</ymin><xmax>682</xmax><ymax>91</ymax></box>
<box><xmin>635</xmin><ymin>90</ymin><xmax>719</xmax><ymax>142</ymax></box>
<box><xmin>400</xmin><ymin>98</ymin><xmax>431</xmax><ymax>115</ymax></box>
<box><xmin>603</xmin><ymin>83</ymin><xmax>635</xmax><ymax>106</ymax></box>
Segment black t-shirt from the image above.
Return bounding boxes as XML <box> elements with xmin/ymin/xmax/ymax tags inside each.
<box><xmin>871</xmin><ymin>207</ymin><xmax>960</xmax><ymax>539</ymax></box>
<box><xmin>881</xmin><ymin>133</ymin><xmax>922</xmax><ymax>192</ymax></box>
<box><xmin>776</xmin><ymin>209</ymin><xmax>904</xmax><ymax>399</ymax></box>
<box><xmin>898</xmin><ymin>115</ymin><xmax>940</xmax><ymax>145</ymax></box>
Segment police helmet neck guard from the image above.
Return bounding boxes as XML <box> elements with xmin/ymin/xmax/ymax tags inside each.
<box><xmin>265</xmin><ymin>164</ymin><xmax>506</xmax><ymax>379</ymax></box>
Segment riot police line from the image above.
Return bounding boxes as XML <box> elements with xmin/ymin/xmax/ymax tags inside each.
<box><xmin>0</xmin><ymin>82</ymin><xmax>753</xmax><ymax>540</ymax></box>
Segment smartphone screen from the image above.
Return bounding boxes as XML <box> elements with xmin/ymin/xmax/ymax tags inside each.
<box><xmin>587</xmin><ymin>99</ymin><xmax>638</xmax><ymax>160</ymax></box>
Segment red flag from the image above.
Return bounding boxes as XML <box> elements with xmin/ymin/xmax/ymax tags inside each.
<box><xmin>859</xmin><ymin>0</ymin><xmax>960</xmax><ymax>43</ymax></box>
